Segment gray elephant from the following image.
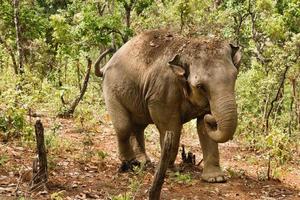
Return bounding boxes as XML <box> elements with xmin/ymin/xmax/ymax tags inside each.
<box><xmin>98</xmin><ymin>30</ymin><xmax>241</xmax><ymax>183</ymax></box>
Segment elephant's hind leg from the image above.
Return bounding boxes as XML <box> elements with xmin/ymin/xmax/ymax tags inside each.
<box><xmin>197</xmin><ymin>118</ymin><xmax>226</xmax><ymax>183</ymax></box>
<box><xmin>105</xmin><ymin>99</ymin><xmax>138</xmax><ymax>171</ymax></box>
<box><xmin>130</xmin><ymin>125</ymin><xmax>151</xmax><ymax>164</ymax></box>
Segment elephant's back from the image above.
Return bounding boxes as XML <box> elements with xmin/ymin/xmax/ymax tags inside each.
<box><xmin>104</xmin><ymin>30</ymin><xmax>186</xmax><ymax>74</ymax></box>
<box><xmin>134</xmin><ymin>30</ymin><xmax>187</xmax><ymax>66</ymax></box>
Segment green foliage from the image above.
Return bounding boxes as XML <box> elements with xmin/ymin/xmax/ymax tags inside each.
<box><xmin>45</xmin><ymin>128</ymin><xmax>71</xmax><ymax>153</ymax></box>
<box><xmin>171</xmin><ymin>172</ymin><xmax>192</xmax><ymax>184</ymax></box>
<box><xmin>0</xmin><ymin>106</ymin><xmax>26</xmax><ymax>139</ymax></box>
<box><xmin>0</xmin><ymin>81</ymin><xmax>33</xmax><ymax>141</ymax></box>
<box><xmin>50</xmin><ymin>191</ymin><xmax>65</xmax><ymax>200</ymax></box>
<box><xmin>263</xmin><ymin>14</ymin><xmax>286</xmax><ymax>41</ymax></box>
<box><xmin>129</xmin><ymin>177</ymin><xmax>141</xmax><ymax>194</ymax></box>
<box><xmin>0</xmin><ymin>154</ymin><xmax>9</xmax><ymax>166</ymax></box>
<box><xmin>111</xmin><ymin>193</ymin><xmax>132</xmax><ymax>200</ymax></box>
<box><xmin>48</xmin><ymin>154</ymin><xmax>59</xmax><ymax>170</ymax></box>
<box><xmin>95</xmin><ymin>150</ymin><xmax>109</xmax><ymax>160</ymax></box>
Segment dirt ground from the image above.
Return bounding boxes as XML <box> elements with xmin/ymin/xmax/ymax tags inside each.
<box><xmin>0</xmin><ymin>115</ymin><xmax>299</xmax><ymax>200</ymax></box>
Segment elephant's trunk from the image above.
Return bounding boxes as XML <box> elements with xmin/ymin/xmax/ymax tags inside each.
<box><xmin>204</xmin><ymin>94</ymin><xmax>237</xmax><ymax>143</ymax></box>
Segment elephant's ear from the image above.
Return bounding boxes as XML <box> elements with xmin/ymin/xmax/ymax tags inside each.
<box><xmin>168</xmin><ymin>54</ymin><xmax>187</xmax><ymax>77</ymax></box>
<box><xmin>230</xmin><ymin>44</ymin><xmax>241</xmax><ymax>69</ymax></box>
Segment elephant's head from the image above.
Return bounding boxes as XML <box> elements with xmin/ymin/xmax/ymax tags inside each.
<box><xmin>169</xmin><ymin>42</ymin><xmax>241</xmax><ymax>143</ymax></box>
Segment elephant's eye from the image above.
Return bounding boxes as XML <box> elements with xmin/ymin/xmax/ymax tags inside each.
<box><xmin>197</xmin><ymin>84</ymin><xmax>206</xmax><ymax>92</ymax></box>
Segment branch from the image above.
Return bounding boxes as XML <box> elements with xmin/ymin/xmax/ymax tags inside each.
<box><xmin>233</xmin><ymin>13</ymin><xmax>250</xmax><ymax>45</ymax></box>
<box><xmin>58</xmin><ymin>58</ymin><xmax>92</xmax><ymax>118</ymax></box>
<box><xmin>97</xmin><ymin>2</ymin><xmax>106</xmax><ymax>16</ymax></box>
<box><xmin>0</xmin><ymin>36</ymin><xmax>18</xmax><ymax>74</ymax></box>
<box><xmin>265</xmin><ymin>65</ymin><xmax>291</xmax><ymax>133</ymax></box>
<box><xmin>94</xmin><ymin>47</ymin><xmax>115</xmax><ymax>77</ymax></box>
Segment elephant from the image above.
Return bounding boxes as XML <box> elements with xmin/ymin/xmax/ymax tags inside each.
<box><xmin>98</xmin><ymin>30</ymin><xmax>241</xmax><ymax>183</ymax></box>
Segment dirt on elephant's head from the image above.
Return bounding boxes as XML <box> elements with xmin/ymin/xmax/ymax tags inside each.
<box><xmin>138</xmin><ymin>29</ymin><xmax>226</xmax><ymax>65</ymax></box>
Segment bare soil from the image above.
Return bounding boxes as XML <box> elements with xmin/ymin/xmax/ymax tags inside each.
<box><xmin>0</xmin><ymin>115</ymin><xmax>299</xmax><ymax>200</ymax></box>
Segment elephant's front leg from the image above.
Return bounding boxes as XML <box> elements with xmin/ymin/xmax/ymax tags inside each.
<box><xmin>156</xmin><ymin>124</ymin><xmax>181</xmax><ymax>167</ymax></box>
<box><xmin>149</xmin><ymin>106</ymin><xmax>182</xmax><ymax>167</ymax></box>
<box><xmin>197</xmin><ymin>118</ymin><xmax>226</xmax><ymax>183</ymax></box>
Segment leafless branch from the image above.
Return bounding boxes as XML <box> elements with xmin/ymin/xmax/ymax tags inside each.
<box><xmin>58</xmin><ymin>57</ymin><xmax>93</xmax><ymax>118</ymax></box>
<box><xmin>265</xmin><ymin>65</ymin><xmax>291</xmax><ymax>133</ymax></box>
<box><xmin>0</xmin><ymin>36</ymin><xmax>18</xmax><ymax>74</ymax></box>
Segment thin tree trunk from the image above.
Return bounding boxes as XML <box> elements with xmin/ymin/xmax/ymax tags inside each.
<box><xmin>265</xmin><ymin>65</ymin><xmax>290</xmax><ymax>133</ymax></box>
<box><xmin>97</xmin><ymin>2</ymin><xmax>106</xmax><ymax>16</ymax></box>
<box><xmin>76</xmin><ymin>59</ymin><xmax>82</xmax><ymax>91</ymax></box>
<box><xmin>180</xmin><ymin>10</ymin><xmax>184</xmax><ymax>33</ymax></box>
<box><xmin>110</xmin><ymin>0</ymin><xmax>116</xmax><ymax>49</ymax></box>
<box><xmin>13</xmin><ymin>0</ymin><xmax>24</xmax><ymax>74</ymax></box>
<box><xmin>262</xmin><ymin>94</ymin><xmax>270</xmax><ymax>124</ymax></box>
<box><xmin>123</xmin><ymin>0</ymin><xmax>135</xmax><ymax>42</ymax></box>
<box><xmin>59</xmin><ymin>57</ymin><xmax>92</xmax><ymax>118</ymax></box>
<box><xmin>0</xmin><ymin>36</ymin><xmax>18</xmax><ymax>74</ymax></box>
<box><xmin>125</xmin><ymin>7</ymin><xmax>131</xmax><ymax>29</ymax></box>
<box><xmin>149</xmin><ymin>131</ymin><xmax>174</xmax><ymax>200</ymax></box>
<box><xmin>64</xmin><ymin>59</ymin><xmax>67</xmax><ymax>83</ymax></box>
<box><xmin>290</xmin><ymin>76</ymin><xmax>300</xmax><ymax>129</ymax></box>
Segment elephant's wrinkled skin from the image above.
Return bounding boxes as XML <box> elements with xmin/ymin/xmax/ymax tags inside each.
<box><xmin>100</xmin><ymin>30</ymin><xmax>241</xmax><ymax>183</ymax></box>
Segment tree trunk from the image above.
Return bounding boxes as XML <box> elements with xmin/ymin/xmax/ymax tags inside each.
<box><xmin>76</xmin><ymin>59</ymin><xmax>82</xmax><ymax>91</ymax></box>
<box><xmin>125</xmin><ymin>7</ymin><xmax>131</xmax><ymax>29</ymax></box>
<box><xmin>149</xmin><ymin>131</ymin><xmax>174</xmax><ymax>200</ymax></box>
<box><xmin>13</xmin><ymin>0</ymin><xmax>24</xmax><ymax>74</ymax></box>
<box><xmin>59</xmin><ymin>57</ymin><xmax>92</xmax><ymax>118</ymax></box>
<box><xmin>0</xmin><ymin>36</ymin><xmax>18</xmax><ymax>74</ymax></box>
<box><xmin>110</xmin><ymin>0</ymin><xmax>116</xmax><ymax>49</ymax></box>
<box><xmin>123</xmin><ymin>0</ymin><xmax>135</xmax><ymax>42</ymax></box>
<box><xmin>265</xmin><ymin>65</ymin><xmax>290</xmax><ymax>133</ymax></box>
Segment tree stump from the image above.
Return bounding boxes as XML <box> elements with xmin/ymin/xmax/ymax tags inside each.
<box><xmin>149</xmin><ymin>131</ymin><xmax>174</xmax><ymax>200</ymax></box>
<box><xmin>31</xmin><ymin>120</ymin><xmax>48</xmax><ymax>191</ymax></box>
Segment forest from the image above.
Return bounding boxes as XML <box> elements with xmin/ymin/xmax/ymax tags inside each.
<box><xmin>0</xmin><ymin>0</ymin><xmax>299</xmax><ymax>199</ymax></box>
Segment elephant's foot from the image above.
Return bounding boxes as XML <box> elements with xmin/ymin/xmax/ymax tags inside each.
<box><xmin>202</xmin><ymin>165</ymin><xmax>227</xmax><ymax>183</ymax></box>
<box><xmin>118</xmin><ymin>159</ymin><xmax>141</xmax><ymax>172</ymax></box>
<box><xmin>136</xmin><ymin>153</ymin><xmax>151</xmax><ymax>165</ymax></box>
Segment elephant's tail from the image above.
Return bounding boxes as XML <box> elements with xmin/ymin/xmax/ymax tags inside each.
<box><xmin>95</xmin><ymin>65</ymin><xmax>105</xmax><ymax>77</ymax></box>
<box><xmin>95</xmin><ymin>47</ymin><xmax>115</xmax><ymax>77</ymax></box>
